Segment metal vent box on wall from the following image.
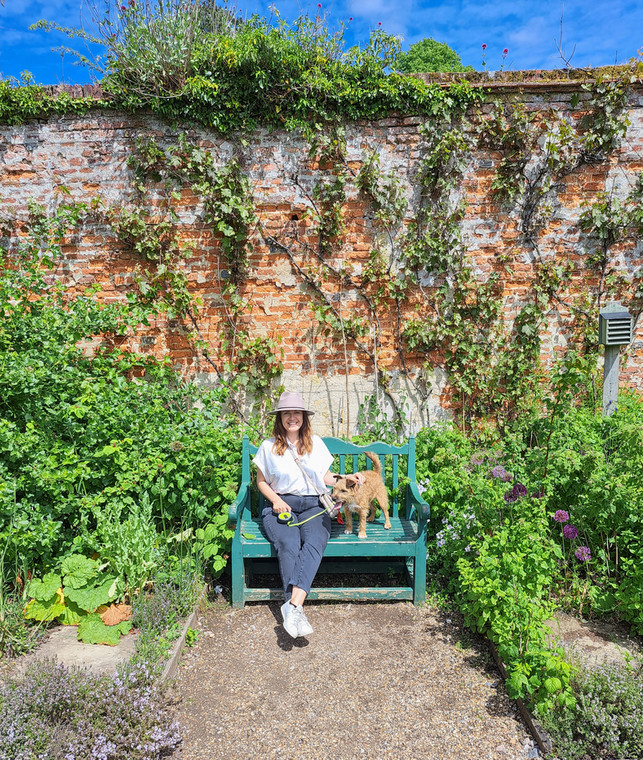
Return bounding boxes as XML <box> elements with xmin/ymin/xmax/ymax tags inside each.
<box><xmin>598</xmin><ymin>310</ymin><xmax>633</xmax><ymax>346</ymax></box>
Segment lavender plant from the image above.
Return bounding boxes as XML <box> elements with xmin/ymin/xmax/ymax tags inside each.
<box><xmin>541</xmin><ymin>662</ymin><xmax>643</xmax><ymax>760</ymax></box>
<box><xmin>0</xmin><ymin>659</ymin><xmax>181</xmax><ymax>760</ymax></box>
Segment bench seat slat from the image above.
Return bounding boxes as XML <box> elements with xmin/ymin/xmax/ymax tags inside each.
<box><xmin>239</xmin><ymin>516</ymin><xmax>419</xmax><ymax>558</ymax></box>
<box><xmin>242</xmin><ymin>587</ymin><xmax>414</xmax><ymax>602</ymax></box>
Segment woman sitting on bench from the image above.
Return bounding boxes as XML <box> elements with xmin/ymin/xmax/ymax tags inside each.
<box><xmin>253</xmin><ymin>390</ymin><xmax>362</xmax><ymax>639</ymax></box>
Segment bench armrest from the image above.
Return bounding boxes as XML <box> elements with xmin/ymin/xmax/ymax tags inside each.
<box><xmin>228</xmin><ymin>480</ymin><xmax>252</xmax><ymax>525</ymax></box>
<box><xmin>407</xmin><ymin>482</ymin><xmax>430</xmax><ymax>523</ymax></box>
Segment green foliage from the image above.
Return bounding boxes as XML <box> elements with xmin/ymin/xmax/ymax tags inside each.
<box><xmin>0</xmin><ymin>196</ymin><xmax>243</xmax><ymax>608</ymax></box>
<box><xmin>540</xmin><ymin>662</ymin><xmax>643</xmax><ymax>760</ymax></box>
<box><xmin>415</xmin><ymin>422</ymin><xmax>576</xmax><ymax>712</ymax></box>
<box><xmin>14</xmin><ymin>3</ymin><xmax>481</xmax><ymax>134</ymax></box>
<box><xmin>523</xmin><ymin>393</ymin><xmax>643</xmax><ymax>632</ymax></box>
<box><xmin>396</xmin><ymin>38</ymin><xmax>473</xmax><ymax>74</ymax></box>
<box><xmin>77</xmin><ymin>613</ymin><xmax>132</xmax><ymax>646</ymax></box>
<box><xmin>416</xmin><ymin>392</ymin><xmax>643</xmax><ymax>715</ymax></box>
<box><xmin>415</xmin><ymin>398</ymin><xmax>643</xmax><ymax>714</ymax></box>
<box><xmin>0</xmin><ymin>595</ymin><xmax>45</xmax><ymax>658</ymax></box>
<box><xmin>0</xmin><ymin>75</ymin><xmax>105</xmax><ymax>126</ymax></box>
<box><xmin>193</xmin><ymin>513</ymin><xmax>235</xmax><ymax>577</ymax></box>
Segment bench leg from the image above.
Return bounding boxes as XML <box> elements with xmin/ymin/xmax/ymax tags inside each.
<box><xmin>231</xmin><ymin>544</ymin><xmax>246</xmax><ymax>609</ymax></box>
<box><xmin>413</xmin><ymin>543</ymin><xmax>427</xmax><ymax>606</ymax></box>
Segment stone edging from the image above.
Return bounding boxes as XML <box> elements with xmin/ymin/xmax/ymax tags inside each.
<box><xmin>160</xmin><ymin>607</ymin><xmax>198</xmax><ymax>683</ymax></box>
<box><xmin>487</xmin><ymin>640</ymin><xmax>554</xmax><ymax>757</ymax></box>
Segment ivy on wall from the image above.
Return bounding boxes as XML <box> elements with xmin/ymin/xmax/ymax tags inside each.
<box><xmin>1</xmin><ymin>32</ymin><xmax>642</xmax><ymax>428</ymax></box>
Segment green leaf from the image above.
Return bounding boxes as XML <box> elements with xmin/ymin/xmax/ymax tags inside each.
<box><xmin>61</xmin><ymin>554</ymin><xmax>97</xmax><ymax>589</ymax></box>
<box><xmin>242</xmin><ymin>532</ymin><xmax>255</xmax><ymax>539</ymax></box>
<box><xmin>544</xmin><ymin>677</ymin><xmax>562</xmax><ymax>693</ymax></box>
<box><xmin>57</xmin><ymin>600</ymin><xmax>85</xmax><ymax>626</ymax></box>
<box><xmin>77</xmin><ymin>613</ymin><xmax>131</xmax><ymax>646</ymax></box>
<box><xmin>64</xmin><ymin>575</ymin><xmax>118</xmax><ymax>612</ymax></box>
<box><xmin>24</xmin><ymin>596</ymin><xmax>66</xmax><ymax>622</ymax></box>
<box><xmin>26</xmin><ymin>572</ymin><xmax>62</xmax><ymax>601</ymax></box>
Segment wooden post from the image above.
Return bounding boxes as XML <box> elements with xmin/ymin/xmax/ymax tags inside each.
<box><xmin>602</xmin><ymin>345</ymin><xmax>620</xmax><ymax>416</ymax></box>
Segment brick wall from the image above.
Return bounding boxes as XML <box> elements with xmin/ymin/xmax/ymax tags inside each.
<box><xmin>1</xmin><ymin>76</ymin><xmax>642</xmax><ymax>434</ymax></box>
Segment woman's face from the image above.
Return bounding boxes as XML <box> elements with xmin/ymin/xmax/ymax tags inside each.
<box><xmin>280</xmin><ymin>409</ymin><xmax>303</xmax><ymax>437</ymax></box>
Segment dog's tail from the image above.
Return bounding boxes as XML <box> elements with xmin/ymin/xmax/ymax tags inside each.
<box><xmin>365</xmin><ymin>451</ymin><xmax>382</xmax><ymax>475</ymax></box>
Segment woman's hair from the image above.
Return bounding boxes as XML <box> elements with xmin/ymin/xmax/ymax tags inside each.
<box><xmin>272</xmin><ymin>411</ymin><xmax>313</xmax><ymax>456</ymax></box>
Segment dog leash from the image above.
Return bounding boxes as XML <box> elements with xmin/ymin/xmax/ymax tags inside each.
<box><xmin>277</xmin><ymin>446</ymin><xmax>339</xmax><ymax>527</ymax></box>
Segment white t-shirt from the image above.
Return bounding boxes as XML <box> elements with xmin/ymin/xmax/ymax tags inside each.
<box><xmin>253</xmin><ymin>435</ymin><xmax>333</xmax><ymax>496</ymax></box>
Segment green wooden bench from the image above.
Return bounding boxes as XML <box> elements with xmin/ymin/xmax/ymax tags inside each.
<box><xmin>228</xmin><ymin>436</ymin><xmax>429</xmax><ymax>608</ymax></box>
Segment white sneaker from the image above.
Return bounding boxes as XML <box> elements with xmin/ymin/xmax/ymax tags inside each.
<box><xmin>295</xmin><ymin>606</ymin><xmax>314</xmax><ymax>637</ymax></box>
<box><xmin>280</xmin><ymin>601</ymin><xmax>292</xmax><ymax>625</ymax></box>
<box><xmin>281</xmin><ymin>602</ymin><xmax>313</xmax><ymax>638</ymax></box>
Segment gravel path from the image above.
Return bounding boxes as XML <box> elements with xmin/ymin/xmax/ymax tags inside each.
<box><xmin>170</xmin><ymin>601</ymin><xmax>536</xmax><ymax>760</ymax></box>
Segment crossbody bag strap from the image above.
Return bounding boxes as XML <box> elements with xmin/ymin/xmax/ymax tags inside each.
<box><xmin>288</xmin><ymin>446</ymin><xmax>325</xmax><ymax>496</ymax></box>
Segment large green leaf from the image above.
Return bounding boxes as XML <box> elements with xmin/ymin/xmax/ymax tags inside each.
<box><xmin>57</xmin><ymin>600</ymin><xmax>85</xmax><ymax>626</ymax></box>
<box><xmin>24</xmin><ymin>595</ymin><xmax>65</xmax><ymax>622</ymax></box>
<box><xmin>77</xmin><ymin>613</ymin><xmax>132</xmax><ymax>646</ymax></box>
<box><xmin>26</xmin><ymin>572</ymin><xmax>61</xmax><ymax>601</ymax></box>
<box><xmin>61</xmin><ymin>554</ymin><xmax>98</xmax><ymax>589</ymax></box>
<box><xmin>64</xmin><ymin>575</ymin><xmax>118</xmax><ymax>612</ymax></box>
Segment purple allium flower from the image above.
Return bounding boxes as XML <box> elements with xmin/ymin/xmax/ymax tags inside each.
<box><xmin>470</xmin><ymin>455</ymin><xmax>485</xmax><ymax>466</ymax></box>
<box><xmin>563</xmin><ymin>524</ymin><xmax>578</xmax><ymax>540</ymax></box>
<box><xmin>554</xmin><ymin>510</ymin><xmax>570</xmax><ymax>523</ymax></box>
<box><xmin>491</xmin><ymin>465</ymin><xmax>512</xmax><ymax>482</ymax></box>
<box><xmin>575</xmin><ymin>546</ymin><xmax>591</xmax><ymax>562</ymax></box>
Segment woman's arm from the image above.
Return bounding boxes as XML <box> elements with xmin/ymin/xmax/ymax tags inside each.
<box><xmin>257</xmin><ymin>467</ymin><xmax>291</xmax><ymax>514</ymax></box>
<box><xmin>323</xmin><ymin>470</ymin><xmax>338</xmax><ymax>487</ymax></box>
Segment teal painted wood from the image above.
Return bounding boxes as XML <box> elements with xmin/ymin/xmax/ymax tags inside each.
<box><xmin>243</xmin><ymin>586</ymin><xmax>414</xmax><ymax>602</ymax></box>
<box><xmin>228</xmin><ymin>434</ymin><xmax>430</xmax><ymax>608</ymax></box>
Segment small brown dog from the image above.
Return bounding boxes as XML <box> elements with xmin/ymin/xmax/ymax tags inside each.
<box><xmin>331</xmin><ymin>452</ymin><xmax>390</xmax><ymax>539</ymax></box>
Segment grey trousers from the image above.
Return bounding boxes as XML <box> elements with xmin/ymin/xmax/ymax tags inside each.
<box><xmin>262</xmin><ymin>493</ymin><xmax>331</xmax><ymax>601</ymax></box>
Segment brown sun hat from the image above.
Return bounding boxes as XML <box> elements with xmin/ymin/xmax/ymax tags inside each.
<box><xmin>268</xmin><ymin>391</ymin><xmax>315</xmax><ymax>416</ymax></box>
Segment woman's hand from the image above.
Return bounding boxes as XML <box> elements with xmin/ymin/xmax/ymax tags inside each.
<box><xmin>256</xmin><ymin>467</ymin><xmax>291</xmax><ymax>515</ymax></box>
<box><xmin>272</xmin><ymin>499</ymin><xmax>291</xmax><ymax>515</ymax></box>
<box><xmin>346</xmin><ymin>472</ymin><xmax>366</xmax><ymax>486</ymax></box>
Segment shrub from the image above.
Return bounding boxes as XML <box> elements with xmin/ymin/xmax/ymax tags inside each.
<box><xmin>0</xmin><ymin>191</ymin><xmax>241</xmax><ymax>604</ymax></box>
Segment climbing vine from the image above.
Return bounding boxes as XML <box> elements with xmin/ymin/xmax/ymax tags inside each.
<box><xmin>100</xmin><ymin>133</ymin><xmax>283</xmax><ymax>405</ymax></box>
<box><xmin>1</xmin><ymin>2</ymin><xmax>641</xmax><ymax>430</ymax></box>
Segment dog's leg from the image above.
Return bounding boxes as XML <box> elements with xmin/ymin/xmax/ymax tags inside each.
<box><xmin>343</xmin><ymin>506</ymin><xmax>353</xmax><ymax>535</ymax></box>
<box><xmin>367</xmin><ymin>502</ymin><xmax>376</xmax><ymax>522</ymax></box>
<box><xmin>381</xmin><ymin>492</ymin><xmax>391</xmax><ymax>530</ymax></box>
<box><xmin>358</xmin><ymin>509</ymin><xmax>367</xmax><ymax>539</ymax></box>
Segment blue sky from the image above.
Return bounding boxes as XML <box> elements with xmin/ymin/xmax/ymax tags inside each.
<box><xmin>0</xmin><ymin>0</ymin><xmax>641</xmax><ymax>85</ymax></box>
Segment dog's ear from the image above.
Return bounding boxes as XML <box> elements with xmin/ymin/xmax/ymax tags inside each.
<box><xmin>332</xmin><ymin>474</ymin><xmax>342</xmax><ymax>481</ymax></box>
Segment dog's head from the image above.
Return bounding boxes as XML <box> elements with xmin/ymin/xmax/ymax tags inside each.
<box><xmin>330</xmin><ymin>474</ymin><xmax>360</xmax><ymax>506</ymax></box>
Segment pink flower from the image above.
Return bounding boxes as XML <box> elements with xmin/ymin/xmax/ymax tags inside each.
<box><xmin>553</xmin><ymin>510</ymin><xmax>569</xmax><ymax>523</ymax></box>
<box><xmin>349</xmin><ymin>17</ymin><xmax>353</xmax><ymax>21</ymax></box>
<box><xmin>503</xmin><ymin>48</ymin><xmax>509</xmax><ymax>55</ymax></box>
<box><xmin>378</xmin><ymin>21</ymin><xmax>382</xmax><ymax>25</ymax></box>
<box><xmin>120</xmin><ymin>4</ymin><xmax>126</xmax><ymax>9</ymax></box>
<box><xmin>317</xmin><ymin>2</ymin><xmax>321</xmax><ymax>6</ymax></box>
<box><xmin>482</xmin><ymin>43</ymin><xmax>487</xmax><ymax>50</ymax></box>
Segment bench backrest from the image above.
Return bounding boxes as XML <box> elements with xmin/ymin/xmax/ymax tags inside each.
<box><xmin>241</xmin><ymin>435</ymin><xmax>417</xmax><ymax>519</ymax></box>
